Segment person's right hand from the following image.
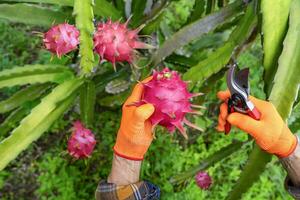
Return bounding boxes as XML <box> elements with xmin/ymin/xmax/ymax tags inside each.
<box><xmin>113</xmin><ymin>77</ymin><xmax>155</xmax><ymax>161</ymax></box>
<box><xmin>216</xmin><ymin>90</ymin><xmax>298</xmax><ymax>158</ymax></box>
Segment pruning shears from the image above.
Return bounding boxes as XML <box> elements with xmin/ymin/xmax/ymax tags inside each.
<box><xmin>224</xmin><ymin>63</ymin><xmax>261</xmax><ymax>134</ymax></box>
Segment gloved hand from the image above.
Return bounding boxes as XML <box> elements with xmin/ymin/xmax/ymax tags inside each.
<box><xmin>216</xmin><ymin>90</ymin><xmax>298</xmax><ymax>158</ymax></box>
<box><xmin>113</xmin><ymin>77</ymin><xmax>155</xmax><ymax>161</ymax></box>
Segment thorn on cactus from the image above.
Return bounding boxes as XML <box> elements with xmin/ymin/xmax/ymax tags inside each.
<box><xmin>67</xmin><ymin>121</ymin><xmax>96</xmax><ymax>159</ymax></box>
<box><xmin>195</xmin><ymin>171</ymin><xmax>212</xmax><ymax>190</ymax></box>
<box><xmin>43</xmin><ymin>23</ymin><xmax>80</xmax><ymax>57</ymax></box>
<box><xmin>139</xmin><ymin>68</ymin><xmax>204</xmax><ymax>139</ymax></box>
<box><xmin>93</xmin><ymin>19</ymin><xmax>153</xmax><ymax>70</ymax></box>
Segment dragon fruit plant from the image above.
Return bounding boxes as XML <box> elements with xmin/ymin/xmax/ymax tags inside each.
<box><xmin>93</xmin><ymin>19</ymin><xmax>151</xmax><ymax>70</ymax></box>
<box><xmin>141</xmin><ymin>68</ymin><xmax>204</xmax><ymax>139</ymax></box>
<box><xmin>43</xmin><ymin>23</ymin><xmax>80</xmax><ymax>57</ymax></box>
<box><xmin>68</xmin><ymin>121</ymin><xmax>96</xmax><ymax>159</ymax></box>
<box><xmin>0</xmin><ymin>1</ymin><xmax>292</xmax><ymax>199</ymax></box>
<box><xmin>195</xmin><ymin>171</ymin><xmax>212</xmax><ymax>190</ymax></box>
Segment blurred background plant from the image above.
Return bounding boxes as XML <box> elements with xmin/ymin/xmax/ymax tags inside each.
<box><xmin>0</xmin><ymin>0</ymin><xmax>299</xmax><ymax>199</ymax></box>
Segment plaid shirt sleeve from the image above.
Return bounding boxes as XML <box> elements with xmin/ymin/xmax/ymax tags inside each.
<box><xmin>95</xmin><ymin>180</ymin><xmax>160</xmax><ymax>200</ymax></box>
<box><xmin>285</xmin><ymin>177</ymin><xmax>300</xmax><ymax>200</ymax></box>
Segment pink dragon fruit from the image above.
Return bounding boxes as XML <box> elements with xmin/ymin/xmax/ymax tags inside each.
<box><xmin>67</xmin><ymin>121</ymin><xmax>96</xmax><ymax>159</ymax></box>
<box><xmin>141</xmin><ymin>68</ymin><xmax>204</xmax><ymax>139</ymax></box>
<box><xmin>93</xmin><ymin>19</ymin><xmax>150</xmax><ymax>70</ymax></box>
<box><xmin>195</xmin><ymin>171</ymin><xmax>212</xmax><ymax>190</ymax></box>
<box><xmin>43</xmin><ymin>23</ymin><xmax>80</xmax><ymax>57</ymax></box>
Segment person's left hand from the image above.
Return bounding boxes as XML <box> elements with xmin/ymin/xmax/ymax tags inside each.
<box><xmin>113</xmin><ymin>77</ymin><xmax>155</xmax><ymax>160</ymax></box>
<box><xmin>216</xmin><ymin>90</ymin><xmax>297</xmax><ymax>158</ymax></box>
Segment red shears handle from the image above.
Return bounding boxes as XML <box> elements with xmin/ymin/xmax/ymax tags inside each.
<box><xmin>224</xmin><ymin>100</ymin><xmax>261</xmax><ymax>134</ymax></box>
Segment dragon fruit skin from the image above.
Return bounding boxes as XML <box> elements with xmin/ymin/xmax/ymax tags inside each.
<box><xmin>43</xmin><ymin>23</ymin><xmax>80</xmax><ymax>57</ymax></box>
<box><xmin>195</xmin><ymin>171</ymin><xmax>212</xmax><ymax>190</ymax></box>
<box><xmin>141</xmin><ymin>68</ymin><xmax>203</xmax><ymax>138</ymax></box>
<box><xmin>93</xmin><ymin>20</ymin><xmax>149</xmax><ymax>69</ymax></box>
<box><xmin>67</xmin><ymin>121</ymin><xmax>96</xmax><ymax>159</ymax></box>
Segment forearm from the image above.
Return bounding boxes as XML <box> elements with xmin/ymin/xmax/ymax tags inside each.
<box><xmin>280</xmin><ymin>136</ymin><xmax>300</xmax><ymax>187</ymax></box>
<box><xmin>107</xmin><ymin>154</ymin><xmax>142</xmax><ymax>186</ymax></box>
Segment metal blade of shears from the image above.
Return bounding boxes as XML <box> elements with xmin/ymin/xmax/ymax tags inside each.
<box><xmin>235</xmin><ymin>68</ymin><xmax>250</xmax><ymax>96</ymax></box>
<box><xmin>226</xmin><ymin>64</ymin><xmax>249</xmax><ymax>100</ymax></box>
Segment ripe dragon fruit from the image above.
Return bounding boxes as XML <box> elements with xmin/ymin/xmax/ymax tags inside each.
<box><xmin>140</xmin><ymin>68</ymin><xmax>204</xmax><ymax>139</ymax></box>
<box><xmin>93</xmin><ymin>19</ymin><xmax>150</xmax><ymax>70</ymax></box>
<box><xmin>43</xmin><ymin>23</ymin><xmax>80</xmax><ymax>57</ymax></box>
<box><xmin>195</xmin><ymin>171</ymin><xmax>212</xmax><ymax>190</ymax></box>
<box><xmin>67</xmin><ymin>121</ymin><xmax>96</xmax><ymax>159</ymax></box>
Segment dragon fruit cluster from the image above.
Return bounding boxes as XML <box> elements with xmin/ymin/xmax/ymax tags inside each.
<box><xmin>43</xmin><ymin>20</ymin><xmax>149</xmax><ymax>70</ymax></box>
<box><xmin>195</xmin><ymin>171</ymin><xmax>212</xmax><ymax>190</ymax></box>
<box><xmin>93</xmin><ymin>20</ymin><xmax>149</xmax><ymax>69</ymax></box>
<box><xmin>43</xmin><ymin>23</ymin><xmax>80</xmax><ymax>57</ymax></box>
<box><xmin>67</xmin><ymin>121</ymin><xmax>96</xmax><ymax>159</ymax></box>
<box><xmin>141</xmin><ymin>68</ymin><xmax>204</xmax><ymax>139</ymax></box>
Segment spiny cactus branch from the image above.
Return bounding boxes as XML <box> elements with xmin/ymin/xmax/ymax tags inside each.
<box><xmin>73</xmin><ymin>0</ymin><xmax>95</xmax><ymax>75</ymax></box>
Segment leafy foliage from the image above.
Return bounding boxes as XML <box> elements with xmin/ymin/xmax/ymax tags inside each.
<box><xmin>152</xmin><ymin>0</ymin><xmax>245</xmax><ymax>65</ymax></box>
<box><xmin>0</xmin><ymin>84</ymin><xmax>49</xmax><ymax>114</ymax></box>
<box><xmin>0</xmin><ymin>78</ymin><xmax>83</xmax><ymax>170</ymax></box>
<box><xmin>183</xmin><ymin>2</ymin><xmax>257</xmax><ymax>85</ymax></box>
<box><xmin>261</xmin><ymin>0</ymin><xmax>292</xmax><ymax>94</ymax></box>
<box><xmin>0</xmin><ymin>64</ymin><xmax>74</xmax><ymax>88</ymax></box>
<box><xmin>0</xmin><ymin>4</ymin><xmax>71</xmax><ymax>26</ymax></box>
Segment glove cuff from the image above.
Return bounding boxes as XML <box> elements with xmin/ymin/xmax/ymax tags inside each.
<box><xmin>113</xmin><ymin>148</ymin><xmax>144</xmax><ymax>161</ymax></box>
<box><xmin>277</xmin><ymin>126</ymin><xmax>298</xmax><ymax>158</ymax></box>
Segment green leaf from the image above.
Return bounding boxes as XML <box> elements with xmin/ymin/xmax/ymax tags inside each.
<box><xmin>73</xmin><ymin>0</ymin><xmax>95</xmax><ymax>74</ymax></box>
<box><xmin>183</xmin><ymin>3</ymin><xmax>257</xmax><ymax>84</ymax></box>
<box><xmin>0</xmin><ymin>78</ymin><xmax>83</xmax><ymax>170</ymax></box>
<box><xmin>114</xmin><ymin>0</ymin><xmax>125</xmax><ymax>17</ymax></box>
<box><xmin>0</xmin><ymin>107</ymin><xmax>29</xmax><ymax>139</ymax></box>
<box><xmin>206</xmin><ymin>0</ymin><xmax>216</xmax><ymax>14</ymax></box>
<box><xmin>217</xmin><ymin>0</ymin><xmax>228</xmax><ymax>8</ymax></box>
<box><xmin>214</xmin><ymin>13</ymin><xmax>242</xmax><ymax>32</ymax></box>
<box><xmin>0</xmin><ymin>3</ymin><xmax>71</xmax><ymax>26</ymax></box>
<box><xmin>105</xmin><ymin>79</ymin><xmax>130</xmax><ymax>94</ymax></box>
<box><xmin>80</xmin><ymin>80</ymin><xmax>96</xmax><ymax>128</ymax></box>
<box><xmin>226</xmin><ymin>0</ymin><xmax>300</xmax><ymax>198</ymax></box>
<box><xmin>142</xmin><ymin>12</ymin><xmax>165</xmax><ymax>34</ymax></box>
<box><xmin>262</xmin><ymin>0</ymin><xmax>292</xmax><ymax>94</ymax></box>
<box><xmin>267</xmin><ymin>6</ymin><xmax>300</xmax><ymax>117</ymax></box>
<box><xmin>290</xmin><ymin>105</ymin><xmax>300</xmax><ymax>133</ymax></box>
<box><xmin>226</xmin><ymin>146</ymin><xmax>271</xmax><ymax>200</ymax></box>
<box><xmin>293</xmin><ymin>94</ymin><xmax>300</xmax><ymax>109</ymax></box>
<box><xmin>166</xmin><ymin>32</ymin><xmax>228</xmax><ymax>68</ymax></box>
<box><xmin>0</xmin><ymin>0</ymin><xmax>73</xmax><ymax>6</ymax></box>
<box><xmin>186</xmin><ymin>0</ymin><xmax>206</xmax><ymax>24</ymax></box>
<box><xmin>142</xmin><ymin>0</ymin><xmax>170</xmax><ymax>34</ymax></box>
<box><xmin>170</xmin><ymin>140</ymin><xmax>245</xmax><ymax>185</ymax></box>
<box><xmin>0</xmin><ymin>84</ymin><xmax>49</xmax><ymax>114</ymax></box>
<box><xmin>93</xmin><ymin>68</ymin><xmax>129</xmax><ymax>92</ymax></box>
<box><xmin>151</xmin><ymin>0</ymin><xmax>245</xmax><ymax>65</ymax></box>
<box><xmin>189</xmin><ymin>32</ymin><xmax>229</xmax><ymax>51</ymax></box>
<box><xmin>0</xmin><ymin>0</ymin><xmax>122</xmax><ymax>19</ymax></box>
<box><xmin>0</xmin><ymin>64</ymin><xmax>74</xmax><ymax>88</ymax></box>
<box><xmin>165</xmin><ymin>54</ymin><xmax>199</xmax><ymax>67</ymax></box>
<box><xmin>98</xmin><ymin>91</ymin><xmax>129</xmax><ymax>107</ymax></box>
<box><xmin>130</xmin><ymin>0</ymin><xmax>147</xmax><ymax>27</ymax></box>
<box><xmin>94</xmin><ymin>0</ymin><xmax>122</xmax><ymax>20</ymax></box>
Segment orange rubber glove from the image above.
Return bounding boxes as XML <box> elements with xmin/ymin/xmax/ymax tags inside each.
<box><xmin>216</xmin><ymin>90</ymin><xmax>298</xmax><ymax>158</ymax></box>
<box><xmin>113</xmin><ymin>77</ymin><xmax>155</xmax><ymax>160</ymax></box>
